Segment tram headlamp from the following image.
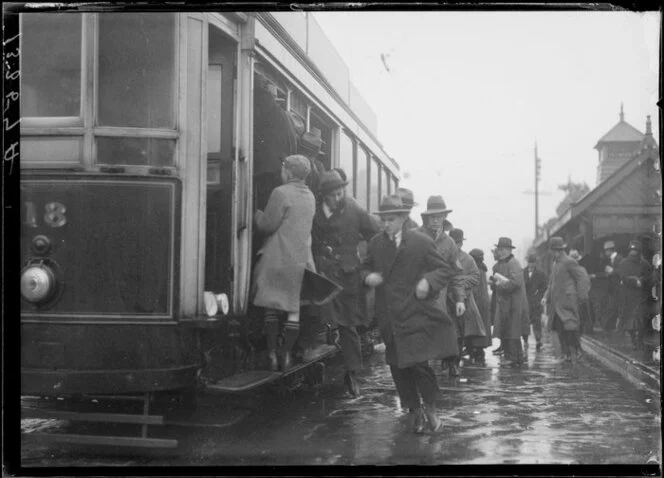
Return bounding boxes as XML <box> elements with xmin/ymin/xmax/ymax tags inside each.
<box><xmin>21</xmin><ymin>265</ymin><xmax>56</xmax><ymax>304</ymax></box>
<box><xmin>652</xmin><ymin>314</ymin><xmax>661</xmax><ymax>332</ymax></box>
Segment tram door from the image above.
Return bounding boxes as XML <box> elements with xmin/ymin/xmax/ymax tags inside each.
<box><xmin>204</xmin><ymin>27</ymin><xmax>236</xmax><ymax>300</ymax></box>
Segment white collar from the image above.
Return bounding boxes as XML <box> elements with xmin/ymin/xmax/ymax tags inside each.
<box><xmin>392</xmin><ymin>229</ymin><xmax>402</xmax><ymax>247</ymax></box>
<box><xmin>322</xmin><ymin>202</ymin><xmax>333</xmax><ymax>218</ymax></box>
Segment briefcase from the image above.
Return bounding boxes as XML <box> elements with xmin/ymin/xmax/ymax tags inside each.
<box><xmin>300</xmin><ymin>268</ymin><xmax>343</xmax><ymax>306</ymax></box>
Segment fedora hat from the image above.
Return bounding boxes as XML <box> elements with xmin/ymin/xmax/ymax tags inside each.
<box><xmin>449</xmin><ymin>228</ymin><xmax>466</xmax><ymax>243</ymax></box>
<box><xmin>420</xmin><ymin>195</ymin><xmax>453</xmax><ymax>216</ymax></box>
<box><xmin>469</xmin><ymin>248</ymin><xmax>484</xmax><ymax>260</ymax></box>
<box><xmin>603</xmin><ymin>240</ymin><xmax>616</xmax><ymax>250</ymax></box>
<box><xmin>629</xmin><ymin>240</ymin><xmax>642</xmax><ymax>251</ymax></box>
<box><xmin>395</xmin><ymin>187</ymin><xmax>418</xmax><ymax>209</ymax></box>
<box><xmin>373</xmin><ymin>195</ymin><xmax>411</xmax><ymax>215</ymax></box>
<box><xmin>318</xmin><ymin>170</ymin><xmax>348</xmax><ymax>195</ymax></box>
<box><xmin>494</xmin><ymin>237</ymin><xmax>516</xmax><ymax>249</ymax></box>
<box><xmin>548</xmin><ymin>236</ymin><xmax>566</xmax><ymax>250</ymax></box>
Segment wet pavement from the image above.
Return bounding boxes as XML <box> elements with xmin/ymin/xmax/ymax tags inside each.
<box><xmin>20</xmin><ymin>330</ymin><xmax>661</xmax><ymax>466</ymax></box>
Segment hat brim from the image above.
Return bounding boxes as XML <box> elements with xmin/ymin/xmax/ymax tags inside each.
<box><xmin>494</xmin><ymin>244</ymin><xmax>516</xmax><ymax>249</ymax></box>
<box><xmin>319</xmin><ymin>181</ymin><xmax>349</xmax><ymax>194</ymax></box>
<box><xmin>374</xmin><ymin>208</ymin><xmax>412</xmax><ymax>215</ymax></box>
<box><xmin>549</xmin><ymin>245</ymin><xmax>566</xmax><ymax>250</ymax></box>
<box><xmin>421</xmin><ymin>208</ymin><xmax>453</xmax><ymax>215</ymax></box>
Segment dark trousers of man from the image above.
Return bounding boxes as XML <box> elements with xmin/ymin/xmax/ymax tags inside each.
<box><xmin>442</xmin><ymin>313</ymin><xmax>465</xmax><ymax>368</ymax></box>
<box><xmin>552</xmin><ymin>314</ymin><xmax>580</xmax><ymax>357</ymax></box>
<box><xmin>390</xmin><ymin>362</ymin><xmax>439</xmax><ymax>409</ymax></box>
<box><xmin>502</xmin><ymin>337</ymin><xmax>523</xmax><ymax>363</ymax></box>
<box><xmin>338</xmin><ymin>325</ymin><xmax>362</xmax><ymax>372</ymax></box>
<box><xmin>602</xmin><ymin>293</ymin><xmax>619</xmax><ymax>332</ymax></box>
<box><xmin>530</xmin><ymin>312</ymin><xmax>543</xmax><ymax>343</ymax></box>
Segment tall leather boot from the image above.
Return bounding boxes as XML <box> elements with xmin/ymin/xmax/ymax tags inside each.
<box><xmin>279</xmin><ymin>320</ymin><xmax>300</xmax><ymax>372</ymax></box>
<box><xmin>264</xmin><ymin>310</ymin><xmax>280</xmax><ymax>372</ymax></box>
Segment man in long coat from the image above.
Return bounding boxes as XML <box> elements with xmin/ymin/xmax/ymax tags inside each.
<box><xmin>449</xmin><ymin>229</ymin><xmax>486</xmax><ymax>370</ymax></box>
<box><xmin>616</xmin><ymin>240</ymin><xmax>652</xmax><ymax>350</ymax></box>
<box><xmin>253</xmin><ymin>155</ymin><xmax>316</xmax><ymax>372</ymax></box>
<box><xmin>362</xmin><ymin>195</ymin><xmax>459</xmax><ymax>434</ymax></box>
<box><xmin>468</xmin><ymin>249</ymin><xmax>492</xmax><ymax>365</ymax></box>
<box><xmin>594</xmin><ymin>240</ymin><xmax>624</xmax><ymax>333</ymax></box>
<box><xmin>312</xmin><ymin>170</ymin><xmax>380</xmax><ymax>397</ymax></box>
<box><xmin>523</xmin><ymin>254</ymin><xmax>548</xmax><ymax>350</ymax></box>
<box><xmin>543</xmin><ymin>237</ymin><xmax>591</xmax><ymax>362</ymax></box>
<box><xmin>491</xmin><ymin>237</ymin><xmax>530</xmax><ymax>367</ymax></box>
<box><xmin>418</xmin><ymin>195</ymin><xmax>464</xmax><ymax>376</ymax></box>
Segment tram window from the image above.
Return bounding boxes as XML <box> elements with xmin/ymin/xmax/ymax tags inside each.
<box><xmin>97</xmin><ymin>137</ymin><xmax>175</xmax><ymax>166</ymax></box>
<box><xmin>98</xmin><ymin>13</ymin><xmax>176</xmax><ymax>129</ymax></box>
<box><xmin>370</xmin><ymin>157</ymin><xmax>380</xmax><ymax>210</ymax></box>
<box><xmin>383</xmin><ymin>169</ymin><xmax>391</xmax><ymax>195</ymax></box>
<box><xmin>21</xmin><ymin>13</ymin><xmax>82</xmax><ymax>118</ymax></box>
<box><xmin>355</xmin><ymin>147</ymin><xmax>369</xmax><ymax>209</ymax></box>
<box><xmin>339</xmin><ymin>132</ymin><xmax>355</xmax><ymax>195</ymax></box>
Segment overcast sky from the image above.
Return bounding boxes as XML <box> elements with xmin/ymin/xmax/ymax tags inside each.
<box><xmin>313</xmin><ymin>10</ymin><xmax>660</xmax><ymax>265</ymax></box>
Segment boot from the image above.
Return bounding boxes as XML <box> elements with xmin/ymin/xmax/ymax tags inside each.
<box><xmin>344</xmin><ymin>371</ymin><xmax>361</xmax><ymax>397</ymax></box>
<box><xmin>279</xmin><ymin>321</ymin><xmax>300</xmax><ymax>372</ymax></box>
<box><xmin>409</xmin><ymin>407</ymin><xmax>426</xmax><ymax>434</ymax></box>
<box><xmin>264</xmin><ymin>311</ymin><xmax>280</xmax><ymax>372</ymax></box>
<box><xmin>423</xmin><ymin>403</ymin><xmax>443</xmax><ymax>433</ymax></box>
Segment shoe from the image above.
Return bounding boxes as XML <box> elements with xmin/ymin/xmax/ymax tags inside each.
<box><xmin>409</xmin><ymin>408</ymin><xmax>426</xmax><ymax>434</ymax></box>
<box><xmin>344</xmin><ymin>371</ymin><xmax>361</xmax><ymax>397</ymax></box>
<box><xmin>492</xmin><ymin>346</ymin><xmax>504</xmax><ymax>355</ymax></box>
<box><xmin>428</xmin><ymin>418</ymin><xmax>444</xmax><ymax>434</ymax></box>
<box><xmin>500</xmin><ymin>359</ymin><xmax>516</xmax><ymax>368</ymax></box>
<box><xmin>279</xmin><ymin>351</ymin><xmax>293</xmax><ymax>372</ymax></box>
<box><xmin>268</xmin><ymin>351</ymin><xmax>279</xmax><ymax>372</ymax></box>
<box><xmin>536</xmin><ymin>342</ymin><xmax>543</xmax><ymax>350</ymax></box>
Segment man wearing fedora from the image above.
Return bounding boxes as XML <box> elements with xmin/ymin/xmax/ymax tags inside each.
<box><xmin>616</xmin><ymin>240</ymin><xmax>652</xmax><ymax>351</ymax></box>
<box><xmin>361</xmin><ymin>195</ymin><xmax>459</xmax><ymax>433</ymax></box>
<box><xmin>418</xmin><ymin>195</ymin><xmax>465</xmax><ymax>376</ymax></box>
<box><xmin>592</xmin><ymin>240</ymin><xmax>624</xmax><ymax>333</ymax></box>
<box><xmin>523</xmin><ymin>254</ymin><xmax>548</xmax><ymax>350</ymax></box>
<box><xmin>311</xmin><ymin>170</ymin><xmax>380</xmax><ymax>397</ymax></box>
<box><xmin>491</xmin><ymin>237</ymin><xmax>530</xmax><ymax>367</ymax></box>
<box><xmin>395</xmin><ymin>187</ymin><xmax>420</xmax><ymax>230</ymax></box>
<box><xmin>542</xmin><ymin>237</ymin><xmax>590</xmax><ymax>363</ymax></box>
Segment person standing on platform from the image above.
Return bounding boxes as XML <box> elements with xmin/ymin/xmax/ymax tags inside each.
<box><xmin>616</xmin><ymin>240</ymin><xmax>652</xmax><ymax>351</ymax></box>
<box><xmin>252</xmin><ymin>155</ymin><xmax>316</xmax><ymax>372</ymax></box>
<box><xmin>523</xmin><ymin>254</ymin><xmax>548</xmax><ymax>350</ymax></box>
<box><xmin>542</xmin><ymin>237</ymin><xmax>590</xmax><ymax>363</ymax></box>
<box><xmin>569</xmin><ymin>249</ymin><xmax>593</xmax><ymax>336</ymax></box>
<box><xmin>417</xmin><ymin>195</ymin><xmax>465</xmax><ymax>377</ymax></box>
<box><xmin>596</xmin><ymin>240</ymin><xmax>624</xmax><ymax>333</ymax></box>
<box><xmin>396</xmin><ymin>187</ymin><xmax>420</xmax><ymax>231</ymax></box>
<box><xmin>361</xmin><ymin>195</ymin><xmax>459</xmax><ymax>434</ymax></box>
<box><xmin>491</xmin><ymin>237</ymin><xmax>529</xmax><ymax>368</ymax></box>
<box><xmin>311</xmin><ymin>170</ymin><xmax>380</xmax><ymax>397</ymax></box>
<box><xmin>468</xmin><ymin>249</ymin><xmax>492</xmax><ymax>365</ymax></box>
<box><xmin>490</xmin><ymin>247</ymin><xmax>503</xmax><ymax>356</ymax></box>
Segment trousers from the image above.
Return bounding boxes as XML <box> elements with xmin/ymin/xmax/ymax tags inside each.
<box><xmin>390</xmin><ymin>362</ymin><xmax>439</xmax><ymax>409</ymax></box>
<box><xmin>502</xmin><ymin>338</ymin><xmax>523</xmax><ymax>363</ymax></box>
<box><xmin>552</xmin><ymin>314</ymin><xmax>580</xmax><ymax>356</ymax></box>
<box><xmin>530</xmin><ymin>312</ymin><xmax>543</xmax><ymax>342</ymax></box>
<box><xmin>338</xmin><ymin>325</ymin><xmax>362</xmax><ymax>372</ymax></box>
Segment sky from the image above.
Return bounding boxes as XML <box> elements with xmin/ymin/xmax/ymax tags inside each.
<box><xmin>313</xmin><ymin>10</ymin><xmax>660</xmax><ymax>265</ymax></box>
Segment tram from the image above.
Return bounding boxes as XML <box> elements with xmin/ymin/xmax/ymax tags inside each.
<box><xmin>19</xmin><ymin>10</ymin><xmax>399</xmax><ymax>448</ymax></box>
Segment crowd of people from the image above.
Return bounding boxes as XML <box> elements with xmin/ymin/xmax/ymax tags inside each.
<box><xmin>250</xmin><ymin>154</ymin><xmax>659</xmax><ymax>434</ymax></box>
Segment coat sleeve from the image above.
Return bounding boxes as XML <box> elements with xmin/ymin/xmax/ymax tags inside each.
<box><xmin>358</xmin><ymin>207</ymin><xmax>381</xmax><ymax>242</ymax></box>
<box><xmin>495</xmin><ymin>259</ymin><xmax>523</xmax><ymax>294</ymax></box>
<box><xmin>568</xmin><ymin>260</ymin><xmax>590</xmax><ymax>301</ymax></box>
<box><xmin>422</xmin><ymin>239</ymin><xmax>458</xmax><ymax>297</ymax></box>
<box><xmin>255</xmin><ymin>187</ymin><xmax>288</xmax><ymax>235</ymax></box>
<box><xmin>360</xmin><ymin>236</ymin><xmax>377</xmax><ymax>285</ymax></box>
<box><xmin>457</xmin><ymin>254</ymin><xmax>480</xmax><ymax>300</ymax></box>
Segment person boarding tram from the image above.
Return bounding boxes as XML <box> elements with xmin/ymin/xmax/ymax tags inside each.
<box><xmin>361</xmin><ymin>195</ymin><xmax>459</xmax><ymax>434</ymax></box>
<box><xmin>542</xmin><ymin>237</ymin><xmax>590</xmax><ymax>363</ymax></box>
<box><xmin>252</xmin><ymin>155</ymin><xmax>316</xmax><ymax>372</ymax></box>
<box><xmin>523</xmin><ymin>254</ymin><xmax>548</xmax><ymax>350</ymax></box>
<box><xmin>468</xmin><ymin>249</ymin><xmax>492</xmax><ymax>365</ymax></box>
<box><xmin>311</xmin><ymin>170</ymin><xmax>381</xmax><ymax>397</ymax></box>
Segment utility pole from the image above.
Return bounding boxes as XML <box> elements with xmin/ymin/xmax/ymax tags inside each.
<box><xmin>523</xmin><ymin>142</ymin><xmax>551</xmax><ymax>239</ymax></box>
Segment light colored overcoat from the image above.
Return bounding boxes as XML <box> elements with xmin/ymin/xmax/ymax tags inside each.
<box><xmin>492</xmin><ymin>255</ymin><xmax>531</xmax><ymax>339</ymax></box>
<box><xmin>544</xmin><ymin>253</ymin><xmax>591</xmax><ymax>331</ymax></box>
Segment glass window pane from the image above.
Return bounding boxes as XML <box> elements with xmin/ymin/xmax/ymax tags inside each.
<box><xmin>339</xmin><ymin>132</ymin><xmax>354</xmax><ymax>195</ymax></box>
<box><xmin>356</xmin><ymin>148</ymin><xmax>369</xmax><ymax>210</ymax></box>
<box><xmin>370</xmin><ymin>157</ymin><xmax>380</xmax><ymax>211</ymax></box>
<box><xmin>21</xmin><ymin>13</ymin><xmax>82</xmax><ymax>117</ymax></box>
<box><xmin>383</xmin><ymin>170</ymin><xmax>391</xmax><ymax>195</ymax></box>
<box><xmin>97</xmin><ymin>137</ymin><xmax>175</xmax><ymax>166</ymax></box>
<box><xmin>98</xmin><ymin>13</ymin><xmax>176</xmax><ymax>128</ymax></box>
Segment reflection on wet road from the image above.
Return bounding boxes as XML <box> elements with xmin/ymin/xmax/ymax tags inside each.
<box><xmin>21</xmin><ymin>333</ymin><xmax>661</xmax><ymax>466</ymax></box>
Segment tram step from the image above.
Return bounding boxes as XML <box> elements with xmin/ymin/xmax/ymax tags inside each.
<box><xmin>27</xmin><ymin>432</ymin><xmax>178</xmax><ymax>449</ymax></box>
<box><xmin>22</xmin><ymin>407</ymin><xmax>164</xmax><ymax>425</ymax></box>
<box><xmin>206</xmin><ymin>344</ymin><xmax>338</xmax><ymax>393</ymax></box>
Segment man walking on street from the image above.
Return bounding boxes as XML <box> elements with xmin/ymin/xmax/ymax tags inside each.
<box><xmin>543</xmin><ymin>237</ymin><xmax>590</xmax><ymax>363</ymax></box>
<box><xmin>523</xmin><ymin>254</ymin><xmax>548</xmax><ymax>350</ymax></box>
<box><xmin>362</xmin><ymin>195</ymin><xmax>460</xmax><ymax>434</ymax></box>
<box><xmin>311</xmin><ymin>170</ymin><xmax>380</xmax><ymax>397</ymax></box>
<box><xmin>468</xmin><ymin>249</ymin><xmax>492</xmax><ymax>365</ymax></box>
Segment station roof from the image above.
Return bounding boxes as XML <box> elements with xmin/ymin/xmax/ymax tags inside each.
<box><xmin>594</xmin><ymin>105</ymin><xmax>645</xmax><ymax>149</ymax></box>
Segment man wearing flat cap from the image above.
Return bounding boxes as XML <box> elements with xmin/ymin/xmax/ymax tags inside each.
<box><xmin>311</xmin><ymin>170</ymin><xmax>380</xmax><ymax>397</ymax></box>
<box><xmin>395</xmin><ymin>187</ymin><xmax>420</xmax><ymax>230</ymax></box>
<box><xmin>361</xmin><ymin>195</ymin><xmax>459</xmax><ymax>434</ymax></box>
<box><xmin>523</xmin><ymin>254</ymin><xmax>548</xmax><ymax>350</ymax></box>
<box><xmin>616</xmin><ymin>240</ymin><xmax>652</xmax><ymax>350</ymax></box>
<box><xmin>490</xmin><ymin>237</ymin><xmax>530</xmax><ymax>367</ymax></box>
<box><xmin>418</xmin><ymin>195</ymin><xmax>465</xmax><ymax>377</ymax></box>
<box><xmin>252</xmin><ymin>154</ymin><xmax>316</xmax><ymax>372</ymax></box>
<box><xmin>542</xmin><ymin>236</ymin><xmax>590</xmax><ymax>363</ymax></box>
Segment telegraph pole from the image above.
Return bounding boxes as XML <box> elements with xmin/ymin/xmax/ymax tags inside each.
<box><xmin>523</xmin><ymin>143</ymin><xmax>550</xmax><ymax>240</ymax></box>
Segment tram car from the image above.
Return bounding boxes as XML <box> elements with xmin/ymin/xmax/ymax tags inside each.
<box><xmin>19</xmin><ymin>10</ymin><xmax>399</xmax><ymax>448</ymax></box>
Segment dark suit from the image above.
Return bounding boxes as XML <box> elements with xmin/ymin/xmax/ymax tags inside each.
<box><xmin>523</xmin><ymin>266</ymin><xmax>548</xmax><ymax>342</ymax></box>
<box><xmin>361</xmin><ymin>225</ymin><xmax>458</xmax><ymax>408</ymax></box>
<box><xmin>596</xmin><ymin>253</ymin><xmax>624</xmax><ymax>331</ymax></box>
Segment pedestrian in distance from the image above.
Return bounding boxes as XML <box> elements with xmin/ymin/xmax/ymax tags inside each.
<box><xmin>418</xmin><ymin>195</ymin><xmax>465</xmax><ymax>377</ymax></box>
<box><xmin>569</xmin><ymin>249</ymin><xmax>593</xmax><ymax>337</ymax></box>
<box><xmin>542</xmin><ymin>237</ymin><xmax>591</xmax><ymax>363</ymax></box>
<box><xmin>311</xmin><ymin>170</ymin><xmax>381</xmax><ymax>397</ymax></box>
<box><xmin>490</xmin><ymin>247</ymin><xmax>504</xmax><ymax>356</ymax></box>
<box><xmin>361</xmin><ymin>195</ymin><xmax>460</xmax><ymax>434</ymax></box>
<box><xmin>395</xmin><ymin>187</ymin><xmax>420</xmax><ymax>230</ymax></box>
<box><xmin>616</xmin><ymin>240</ymin><xmax>652</xmax><ymax>351</ymax></box>
<box><xmin>595</xmin><ymin>240</ymin><xmax>624</xmax><ymax>333</ymax></box>
<box><xmin>523</xmin><ymin>254</ymin><xmax>548</xmax><ymax>350</ymax></box>
<box><xmin>468</xmin><ymin>249</ymin><xmax>492</xmax><ymax>365</ymax></box>
<box><xmin>490</xmin><ymin>237</ymin><xmax>530</xmax><ymax>368</ymax></box>
<box><xmin>252</xmin><ymin>154</ymin><xmax>316</xmax><ymax>372</ymax></box>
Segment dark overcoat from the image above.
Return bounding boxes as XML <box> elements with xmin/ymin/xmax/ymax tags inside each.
<box><xmin>523</xmin><ymin>266</ymin><xmax>548</xmax><ymax>318</ymax></box>
<box><xmin>419</xmin><ymin>228</ymin><xmax>464</xmax><ymax>313</ymax></box>
<box><xmin>361</xmin><ymin>227</ymin><xmax>459</xmax><ymax>368</ymax></box>
<box><xmin>456</xmin><ymin>250</ymin><xmax>486</xmax><ymax>339</ymax></box>
<box><xmin>468</xmin><ymin>262</ymin><xmax>492</xmax><ymax>348</ymax></box>
<box><xmin>312</xmin><ymin>196</ymin><xmax>380</xmax><ymax>328</ymax></box>
<box><xmin>252</xmin><ymin>181</ymin><xmax>315</xmax><ymax>313</ymax></box>
<box><xmin>617</xmin><ymin>255</ymin><xmax>652</xmax><ymax>331</ymax></box>
<box><xmin>544</xmin><ymin>254</ymin><xmax>591</xmax><ymax>331</ymax></box>
<box><xmin>492</xmin><ymin>255</ymin><xmax>530</xmax><ymax>339</ymax></box>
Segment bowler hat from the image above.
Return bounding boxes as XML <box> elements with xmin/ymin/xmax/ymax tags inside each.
<box><xmin>282</xmin><ymin>154</ymin><xmax>311</xmax><ymax>180</ymax></box>
<box><xmin>603</xmin><ymin>240</ymin><xmax>616</xmax><ymax>250</ymax></box>
<box><xmin>395</xmin><ymin>188</ymin><xmax>418</xmax><ymax>209</ymax></box>
<box><xmin>494</xmin><ymin>237</ymin><xmax>516</xmax><ymax>249</ymax></box>
<box><xmin>549</xmin><ymin>236</ymin><xmax>566</xmax><ymax>250</ymax></box>
<box><xmin>449</xmin><ymin>228</ymin><xmax>466</xmax><ymax>243</ymax></box>
<box><xmin>629</xmin><ymin>240</ymin><xmax>642</xmax><ymax>251</ymax></box>
<box><xmin>373</xmin><ymin>195</ymin><xmax>411</xmax><ymax>215</ymax></box>
<box><xmin>469</xmin><ymin>248</ymin><xmax>484</xmax><ymax>260</ymax></box>
<box><xmin>420</xmin><ymin>195</ymin><xmax>453</xmax><ymax>216</ymax></box>
<box><xmin>318</xmin><ymin>170</ymin><xmax>348</xmax><ymax>195</ymax></box>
